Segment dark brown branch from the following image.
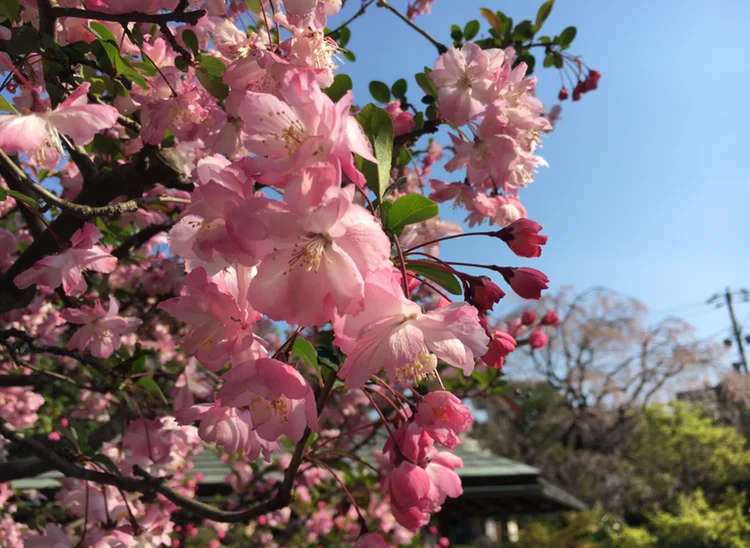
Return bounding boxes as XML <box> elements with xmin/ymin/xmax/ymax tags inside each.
<box><xmin>393</xmin><ymin>119</ymin><xmax>440</xmax><ymax>147</ymax></box>
<box><xmin>113</xmin><ymin>223</ymin><xmax>172</xmax><ymax>259</ymax></box>
<box><xmin>0</xmin><ymin>147</ymin><xmax>191</xmax><ymax>313</ymax></box>
<box><xmin>327</xmin><ymin>0</ymin><xmax>377</xmax><ymax>36</ymax></box>
<box><xmin>0</xmin><ymin>374</ymin><xmax>43</xmax><ymax>387</ymax></box>
<box><xmin>49</xmin><ymin>7</ymin><xmax>206</xmax><ymax>26</ymax></box>
<box><xmin>376</xmin><ymin>0</ymin><xmax>447</xmax><ymax>54</ymax></box>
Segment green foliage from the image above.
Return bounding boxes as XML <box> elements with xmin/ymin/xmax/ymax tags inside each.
<box><xmin>322</xmin><ymin>74</ymin><xmax>353</xmax><ymax>101</ymax></box>
<box><xmin>383</xmin><ymin>194</ymin><xmax>438</xmax><ymax>235</ymax></box>
<box><xmin>368</xmin><ymin>80</ymin><xmax>391</xmax><ymax>103</ymax></box>
<box><xmin>355</xmin><ymin>104</ymin><xmax>394</xmax><ymax>201</ymax></box>
<box><xmin>404</xmin><ymin>260</ymin><xmax>462</xmax><ymax>295</ymax></box>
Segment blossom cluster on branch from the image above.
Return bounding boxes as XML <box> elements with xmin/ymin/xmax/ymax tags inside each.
<box><xmin>0</xmin><ymin>0</ymin><xmax>596</xmax><ymax>545</ymax></box>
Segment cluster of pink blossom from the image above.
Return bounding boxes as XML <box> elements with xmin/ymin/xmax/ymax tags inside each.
<box><xmin>0</xmin><ymin>0</ymin><xmax>584</xmax><ymax>544</ymax></box>
<box><xmin>429</xmin><ymin>43</ymin><xmax>553</xmax><ymax>227</ymax></box>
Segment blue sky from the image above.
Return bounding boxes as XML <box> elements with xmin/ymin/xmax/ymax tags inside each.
<box><xmin>327</xmin><ymin>0</ymin><xmax>750</xmax><ymax>360</ymax></box>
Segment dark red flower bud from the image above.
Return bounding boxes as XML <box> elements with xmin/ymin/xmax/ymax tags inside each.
<box><xmin>521</xmin><ymin>311</ymin><xmax>536</xmax><ymax>325</ymax></box>
<box><xmin>465</xmin><ymin>275</ymin><xmax>505</xmax><ymax>312</ymax></box>
<box><xmin>528</xmin><ymin>327</ymin><xmax>549</xmax><ymax>350</ymax></box>
<box><xmin>496</xmin><ymin>218</ymin><xmax>548</xmax><ymax>258</ymax></box>
<box><xmin>482</xmin><ymin>330</ymin><xmax>517</xmax><ymax>369</ymax></box>
<box><xmin>499</xmin><ymin>267</ymin><xmax>549</xmax><ymax>300</ymax></box>
<box><xmin>542</xmin><ymin>310</ymin><xmax>560</xmax><ymax>327</ymax></box>
<box><xmin>558</xmin><ymin>87</ymin><xmax>569</xmax><ymax>101</ymax></box>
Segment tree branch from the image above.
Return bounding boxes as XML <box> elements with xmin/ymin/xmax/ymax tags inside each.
<box><xmin>113</xmin><ymin>223</ymin><xmax>172</xmax><ymax>259</ymax></box>
<box><xmin>0</xmin><ymin>147</ymin><xmax>191</xmax><ymax>313</ymax></box>
<box><xmin>376</xmin><ymin>0</ymin><xmax>447</xmax><ymax>54</ymax></box>
<box><xmin>49</xmin><ymin>7</ymin><xmax>205</xmax><ymax>26</ymax></box>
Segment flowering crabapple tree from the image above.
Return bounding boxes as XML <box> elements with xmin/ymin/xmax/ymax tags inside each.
<box><xmin>0</xmin><ymin>0</ymin><xmax>599</xmax><ymax>545</ymax></box>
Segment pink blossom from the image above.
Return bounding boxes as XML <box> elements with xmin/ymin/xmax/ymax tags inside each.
<box><xmin>239</xmin><ymin>71</ymin><xmax>375</xmax><ymax>186</ymax></box>
<box><xmin>217</xmin><ymin>358</ymin><xmax>318</xmax><ymax>442</ymax></box>
<box><xmin>62</xmin><ymin>296</ymin><xmax>141</xmax><ymax>359</ymax></box>
<box><xmin>496</xmin><ymin>218</ymin><xmax>548</xmax><ymax>258</ymax></box>
<box><xmin>415</xmin><ymin>391</ymin><xmax>473</xmax><ymax>449</ymax></box>
<box><xmin>431</xmin><ymin>43</ymin><xmax>504</xmax><ymax>125</ymax></box>
<box><xmin>175</xmin><ymin>403</ymin><xmax>277</xmax><ymax>461</ymax></box>
<box><xmin>24</xmin><ymin>523</ymin><xmax>71</xmax><ymax>547</ymax></box>
<box><xmin>354</xmin><ymin>533</ymin><xmax>390</xmax><ymax>548</ymax></box>
<box><xmin>229</xmin><ymin>174</ymin><xmax>390</xmax><ymax>326</ymax></box>
<box><xmin>158</xmin><ymin>266</ymin><xmax>264</xmax><ymax>370</ymax></box>
<box><xmin>83</xmin><ymin>0</ymin><xmax>178</xmax><ymax>14</ymax></box>
<box><xmin>336</xmin><ymin>268</ymin><xmax>489</xmax><ymax>388</ymax></box>
<box><xmin>170</xmin><ymin>359</ymin><xmax>215</xmax><ymax>411</ymax></box>
<box><xmin>528</xmin><ymin>327</ymin><xmax>549</xmax><ymax>350</ymax></box>
<box><xmin>14</xmin><ymin>223</ymin><xmax>117</xmax><ymax>296</ymax></box>
<box><xmin>0</xmin><ymin>83</ymin><xmax>118</xmax><ymax>155</ymax></box>
<box><xmin>481</xmin><ymin>330</ymin><xmax>516</xmax><ymax>369</ymax></box>
<box><xmin>498</xmin><ymin>267</ymin><xmax>549</xmax><ymax>300</ymax></box>
<box><xmin>384</xmin><ymin>101</ymin><xmax>415</xmax><ymax>136</ymax></box>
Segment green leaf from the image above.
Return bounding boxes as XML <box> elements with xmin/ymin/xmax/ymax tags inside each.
<box><xmin>385</xmin><ymin>194</ymin><xmax>438</xmax><ymax>234</ymax></box>
<box><xmin>543</xmin><ymin>53</ymin><xmax>556</xmax><ymax>68</ymax></box>
<box><xmin>292</xmin><ymin>338</ymin><xmax>318</xmax><ymax>368</ymax></box>
<box><xmin>535</xmin><ymin>0</ymin><xmax>554</xmax><ymax>30</ymax></box>
<box><xmin>245</xmin><ymin>0</ymin><xmax>261</xmax><ymax>12</ymax></box>
<box><xmin>91</xmin><ymin>453</ymin><xmax>120</xmax><ymax>474</ymax></box>
<box><xmin>196</xmin><ymin>68</ymin><xmax>229</xmax><ymax>100</ymax></box>
<box><xmin>137</xmin><ymin>377</ymin><xmax>168</xmax><ymax>404</ymax></box>
<box><xmin>6</xmin><ymin>190</ymin><xmax>37</xmax><ymax>207</ymax></box>
<box><xmin>391</xmin><ymin>78</ymin><xmax>407</xmax><ymax>99</ymax></box>
<box><xmin>405</xmin><ymin>261</ymin><xmax>462</xmax><ymax>295</ymax></box>
<box><xmin>355</xmin><ymin>104</ymin><xmax>394</xmax><ymax>201</ymax></box>
<box><xmin>322</xmin><ymin>74</ymin><xmax>352</xmax><ymax>102</ymax></box>
<box><xmin>0</xmin><ymin>187</ymin><xmax>6</xmax><ymax>201</ymax></box>
<box><xmin>559</xmin><ymin>25</ymin><xmax>577</xmax><ymax>48</ymax></box>
<box><xmin>413</xmin><ymin>111</ymin><xmax>424</xmax><ymax>130</ymax></box>
<box><xmin>174</xmin><ymin>55</ymin><xmax>189</xmax><ymax>72</ymax></box>
<box><xmin>512</xmin><ymin>20</ymin><xmax>535</xmax><ymax>42</ymax></box>
<box><xmin>368</xmin><ymin>80</ymin><xmax>391</xmax><ymax>103</ymax></box>
<box><xmin>4</xmin><ymin>26</ymin><xmax>41</xmax><ymax>56</ymax></box>
<box><xmin>0</xmin><ymin>95</ymin><xmax>18</xmax><ymax>114</ymax></box>
<box><xmin>538</xmin><ymin>35</ymin><xmax>551</xmax><ymax>44</ymax></box>
<box><xmin>198</xmin><ymin>55</ymin><xmax>227</xmax><ymax>78</ymax></box>
<box><xmin>182</xmin><ymin>29</ymin><xmax>199</xmax><ymax>55</ymax></box>
<box><xmin>450</xmin><ymin>24</ymin><xmax>463</xmax><ymax>41</ymax></box>
<box><xmin>397</xmin><ymin>147</ymin><xmax>412</xmax><ymax>166</ymax></box>
<box><xmin>89</xmin><ymin>22</ymin><xmax>117</xmax><ymax>44</ymax></box>
<box><xmin>0</xmin><ymin>0</ymin><xmax>19</xmax><ymax>20</ymax></box>
<box><xmin>463</xmin><ymin>20</ymin><xmax>480</xmax><ymax>41</ymax></box>
<box><xmin>342</xmin><ymin>49</ymin><xmax>356</xmax><ymax>62</ymax></box>
<box><xmin>337</xmin><ymin>26</ymin><xmax>351</xmax><ymax>48</ymax></box>
<box><xmin>415</xmin><ymin>69</ymin><xmax>438</xmax><ymax>99</ymax></box>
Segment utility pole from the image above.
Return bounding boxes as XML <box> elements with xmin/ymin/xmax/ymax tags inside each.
<box><xmin>709</xmin><ymin>288</ymin><xmax>749</xmax><ymax>373</ymax></box>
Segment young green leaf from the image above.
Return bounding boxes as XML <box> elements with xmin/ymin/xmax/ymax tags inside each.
<box><xmin>404</xmin><ymin>261</ymin><xmax>462</xmax><ymax>295</ymax></box>
<box><xmin>292</xmin><ymin>338</ymin><xmax>318</xmax><ymax>368</ymax></box>
<box><xmin>89</xmin><ymin>22</ymin><xmax>117</xmax><ymax>44</ymax></box>
<box><xmin>322</xmin><ymin>74</ymin><xmax>352</xmax><ymax>102</ymax></box>
<box><xmin>391</xmin><ymin>78</ymin><xmax>407</xmax><ymax>99</ymax></box>
<box><xmin>535</xmin><ymin>0</ymin><xmax>554</xmax><ymax>30</ymax></box>
<box><xmin>368</xmin><ymin>80</ymin><xmax>391</xmax><ymax>103</ymax></box>
<box><xmin>138</xmin><ymin>377</ymin><xmax>168</xmax><ymax>404</ymax></box>
<box><xmin>385</xmin><ymin>194</ymin><xmax>438</xmax><ymax>234</ymax></box>
<box><xmin>464</xmin><ymin>20</ymin><xmax>480</xmax><ymax>41</ymax></box>
<box><xmin>6</xmin><ymin>190</ymin><xmax>37</xmax><ymax>207</ymax></box>
<box><xmin>559</xmin><ymin>26</ymin><xmax>577</xmax><ymax>48</ymax></box>
<box><xmin>415</xmin><ymin>69</ymin><xmax>438</xmax><ymax>99</ymax></box>
<box><xmin>355</xmin><ymin>104</ymin><xmax>394</xmax><ymax>201</ymax></box>
<box><xmin>91</xmin><ymin>453</ymin><xmax>120</xmax><ymax>474</ymax></box>
<box><xmin>182</xmin><ymin>29</ymin><xmax>200</xmax><ymax>55</ymax></box>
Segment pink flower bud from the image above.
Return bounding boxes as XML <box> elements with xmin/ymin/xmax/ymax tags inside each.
<box><xmin>521</xmin><ymin>311</ymin><xmax>536</xmax><ymax>325</ymax></box>
<box><xmin>496</xmin><ymin>219</ymin><xmax>548</xmax><ymax>258</ymax></box>
<box><xmin>48</xmin><ymin>432</ymin><xmax>61</xmax><ymax>442</ymax></box>
<box><xmin>465</xmin><ymin>275</ymin><xmax>505</xmax><ymax>312</ymax></box>
<box><xmin>59</xmin><ymin>418</ymin><xmax>69</xmax><ymax>427</ymax></box>
<box><xmin>542</xmin><ymin>310</ymin><xmax>560</xmax><ymax>327</ymax></box>
<box><xmin>499</xmin><ymin>267</ymin><xmax>549</xmax><ymax>300</ymax></box>
<box><xmin>482</xmin><ymin>330</ymin><xmax>517</xmax><ymax>369</ymax></box>
<box><xmin>529</xmin><ymin>327</ymin><xmax>548</xmax><ymax>350</ymax></box>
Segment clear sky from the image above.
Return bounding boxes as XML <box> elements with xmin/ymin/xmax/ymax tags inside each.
<box><xmin>328</xmin><ymin>0</ymin><xmax>750</xmax><ymax>362</ymax></box>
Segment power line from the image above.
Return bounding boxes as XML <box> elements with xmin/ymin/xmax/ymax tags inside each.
<box><xmin>708</xmin><ymin>288</ymin><xmax>750</xmax><ymax>373</ymax></box>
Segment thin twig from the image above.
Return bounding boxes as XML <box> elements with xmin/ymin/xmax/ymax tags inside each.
<box><xmin>376</xmin><ymin>0</ymin><xmax>447</xmax><ymax>54</ymax></box>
